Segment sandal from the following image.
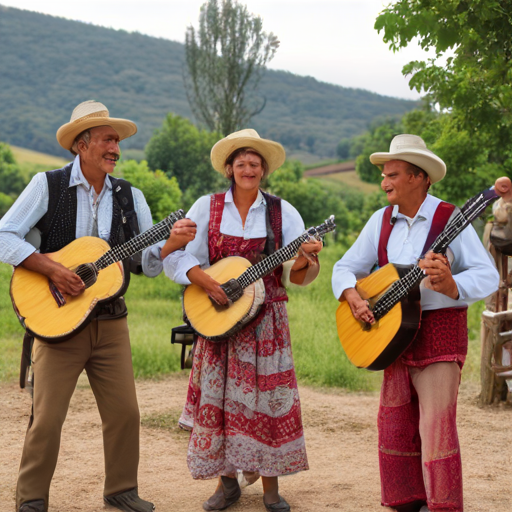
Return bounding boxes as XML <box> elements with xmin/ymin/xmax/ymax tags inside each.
<box><xmin>203</xmin><ymin>476</ymin><xmax>241</xmax><ymax>511</ymax></box>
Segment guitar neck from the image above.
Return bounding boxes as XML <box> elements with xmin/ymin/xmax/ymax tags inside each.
<box><xmin>94</xmin><ymin>210</ymin><xmax>184</xmax><ymax>270</ymax></box>
<box><xmin>236</xmin><ymin>234</ymin><xmax>309</xmax><ymax>289</ymax></box>
<box><xmin>372</xmin><ymin>187</ymin><xmax>499</xmax><ymax>321</ymax></box>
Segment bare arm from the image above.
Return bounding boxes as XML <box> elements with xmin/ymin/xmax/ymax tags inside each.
<box><xmin>186</xmin><ymin>265</ymin><xmax>229</xmax><ymax>305</ymax></box>
<box><xmin>289</xmin><ymin>240</ymin><xmax>322</xmax><ymax>285</ymax></box>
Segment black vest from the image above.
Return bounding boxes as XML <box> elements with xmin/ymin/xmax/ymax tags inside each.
<box><xmin>36</xmin><ymin>164</ymin><xmax>137</xmax><ymax>317</ymax></box>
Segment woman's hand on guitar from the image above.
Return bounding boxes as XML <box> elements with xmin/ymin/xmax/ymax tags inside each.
<box><xmin>342</xmin><ymin>287</ymin><xmax>375</xmax><ymax>324</ymax></box>
<box><xmin>419</xmin><ymin>252</ymin><xmax>459</xmax><ymax>299</ymax></box>
<box><xmin>292</xmin><ymin>239</ymin><xmax>322</xmax><ymax>270</ymax></box>
<box><xmin>161</xmin><ymin>219</ymin><xmax>197</xmax><ymax>259</ymax></box>
<box><xmin>186</xmin><ymin>265</ymin><xmax>229</xmax><ymax>306</ymax></box>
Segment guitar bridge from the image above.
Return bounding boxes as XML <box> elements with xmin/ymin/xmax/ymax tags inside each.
<box><xmin>220</xmin><ymin>279</ymin><xmax>244</xmax><ymax>303</ymax></box>
<box><xmin>49</xmin><ymin>281</ymin><xmax>66</xmax><ymax>307</ymax></box>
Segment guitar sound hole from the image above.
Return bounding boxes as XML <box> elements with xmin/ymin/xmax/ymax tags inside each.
<box><xmin>209</xmin><ymin>296</ymin><xmax>230</xmax><ymax>312</ymax></box>
<box><xmin>74</xmin><ymin>263</ymin><xmax>98</xmax><ymax>289</ymax></box>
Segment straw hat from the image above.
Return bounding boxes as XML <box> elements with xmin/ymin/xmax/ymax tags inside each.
<box><xmin>56</xmin><ymin>100</ymin><xmax>137</xmax><ymax>150</ymax></box>
<box><xmin>370</xmin><ymin>134</ymin><xmax>446</xmax><ymax>184</ymax></box>
<box><xmin>210</xmin><ymin>129</ymin><xmax>286</xmax><ymax>175</ymax></box>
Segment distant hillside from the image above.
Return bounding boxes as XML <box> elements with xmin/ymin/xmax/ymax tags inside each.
<box><xmin>0</xmin><ymin>5</ymin><xmax>417</xmax><ymax>159</ymax></box>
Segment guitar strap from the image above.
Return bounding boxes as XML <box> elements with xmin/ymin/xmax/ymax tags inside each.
<box><xmin>378</xmin><ymin>201</ymin><xmax>456</xmax><ymax>267</ymax></box>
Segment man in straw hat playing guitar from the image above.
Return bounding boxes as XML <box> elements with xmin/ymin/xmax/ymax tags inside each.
<box><xmin>0</xmin><ymin>100</ymin><xmax>196</xmax><ymax>512</ymax></box>
<box><xmin>332</xmin><ymin>135</ymin><xmax>499</xmax><ymax>512</ymax></box>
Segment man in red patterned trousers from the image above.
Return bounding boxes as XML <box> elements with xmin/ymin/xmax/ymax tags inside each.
<box><xmin>332</xmin><ymin>135</ymin><xmax>499</xmax><ymax>512</ymax></box>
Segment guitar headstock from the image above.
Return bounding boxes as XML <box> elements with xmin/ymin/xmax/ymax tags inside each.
<box><xmin>305</xmin><ymin>215</ymin><xmax>336</xmax><ymax>240</ymax></box>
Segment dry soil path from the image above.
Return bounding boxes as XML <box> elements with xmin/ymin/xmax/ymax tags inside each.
<box><xmin>1</xmin><ymin>374</ymin><xmax>511</xmax><ymax>512</ymax></box>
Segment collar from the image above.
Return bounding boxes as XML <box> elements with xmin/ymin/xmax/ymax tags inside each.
<box><xmin>395</xmin><ymin>194</ymin><xmax>439</xmax><ymax>225</ymax></box>
<box><xmin>225</xmin><ymin>187</ymin><xmax>266</xmax><ymax>209</ymax></box>
<box><xmin>68</xmin><ymin>155</ymin><xmax>112</xmax><ymax>191</ymax></box>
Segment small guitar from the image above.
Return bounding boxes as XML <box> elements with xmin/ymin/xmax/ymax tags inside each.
<box><xmin>337</xmin><ymin>182</ymin><xmax>506</xmax><ymax>371</ymax></box>
<box><xmin>183</xmin><ymin>216</ymin><xmax>336</xmax><ymax>341</ymax></box>
<box><xmin>10</xmin><ymin>210</ymin><xmax>185</xmax><ymax>342</ymax></box>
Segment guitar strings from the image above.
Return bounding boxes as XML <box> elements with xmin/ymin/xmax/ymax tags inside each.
<box><xmin>372</xmin><ymin>192</ymin><xmax>494</xmax><ymax>320</ymax></box>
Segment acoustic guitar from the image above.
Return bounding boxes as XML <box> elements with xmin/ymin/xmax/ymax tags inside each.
<box><xmin>336</xmin><ymin>185</ymin><xmax>502</xmax><ymax>371</ymax></box>
<box><xmin>10</xmin><ymin>210</ymin><xmax>185</xmax><ymax>342</ymax></box>
<box><xmin>183</xmin><ymin>215</ymin><xmax>336</xmax><ymax>341</ymax></box>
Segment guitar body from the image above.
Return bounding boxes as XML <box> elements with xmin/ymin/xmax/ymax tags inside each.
<box><xmin>10</xmin><ymin>237</ymin><xmax>124</xmax><ymax>342</ymax></box>
<box><xmin>183</xmin><ymin>256</ymin><xmax>264</xmax><ymax>341</ymax></box>
<box><xmin>336</xmin><ymin>264</ymin><xmax>421</xmax><ymax>371</ymax></box>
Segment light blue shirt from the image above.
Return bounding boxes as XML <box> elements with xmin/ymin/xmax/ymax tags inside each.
<box><xmin>163</xmin><ymin>188</ymin><xmax>305</xmax><ymax>285</ymax></box>
<box><xmin>332</xmin><ymin>194</ymin><xmax>499</xmax><ymax>310</ymax></box>
<box><xmin>0</xmin><ymin>156</ymin><xmax>163</xmax><ymax>276</ymax></box>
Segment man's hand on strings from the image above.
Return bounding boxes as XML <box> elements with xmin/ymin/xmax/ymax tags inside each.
<box><xmin>419</xmin><ymin>251</ymin><xmax>459</xmax><ymax>299</ymax></box>
<box><xmin>342</xmin><ymin>287</ymin><xmax>375</xmax><ymax>325</ymax></box>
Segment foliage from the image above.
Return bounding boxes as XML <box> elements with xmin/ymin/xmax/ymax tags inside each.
<box><xmin>0</xmin><ymin>5</ymin><xmax>417</xmax><ymax>159</ymax></box>
<box><xmin>375</xmin><ymin>0</ymin><xmax>512</xmax><ymax>197</ymax></box>
<box><xmin>0</xmin><ymin>142</ymin><xmax>26</xmax><ymax>197</ymax></box>
<box><xmin>115</xmin><ymin>160</ymin><xmax>183</xmax><ymax>222</ymax></box>
<box><xmin>266</xmin><ymin>161</ymin><xmax>351</xmax><ymax>232</ymax></box>
<box><xmin>145</xmin><ymin>114</ymin><xmax>228</xmax><ymax>208</ymax></box>
<box><xmin>184</xmin><ymin>0</ymin><xmax>279</xmax><ymax>135</ymax></box>
<box><xmin>353</xmin><ymin>117</ymin><xmax>404</xmax><ymax>184</ymax></box>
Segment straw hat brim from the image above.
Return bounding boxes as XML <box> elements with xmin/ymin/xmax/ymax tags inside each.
<box><xmin>370</xmin><ymin>149</ymin><xmax>446</xmax><ymax>184</ymax></box>
<box><xmin>56</xmin><ymin>117</ymin><xmax>137</xmax><ymax>150</ymax></box>
<box><xmin>211</xmin><ymin>135</ymin><xmax>286</xmax><ymax>175</ymax></box>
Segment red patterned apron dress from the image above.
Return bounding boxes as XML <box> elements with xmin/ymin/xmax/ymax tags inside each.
<box><xmin>181</xmin><ymin>192</ymin><xmax>308</xmax><ymax>479</ymax></box>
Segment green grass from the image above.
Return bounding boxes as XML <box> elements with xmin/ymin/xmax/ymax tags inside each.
<box><xmin>319</xmin><ymin>171</ymin><xmax>381</xmax><ymax>195</ymax></box>
<box><xmin>0</xmin><ymin>250</ymin><xmax>487</xmax><ymax>390</ymax></box>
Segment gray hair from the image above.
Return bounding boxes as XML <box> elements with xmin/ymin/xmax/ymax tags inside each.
<box><xmin>70</xmin><ymin>129</ymin><xmax>91</xmax><ymax>156</ymax></box>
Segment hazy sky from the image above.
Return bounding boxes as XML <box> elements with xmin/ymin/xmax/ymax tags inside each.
<box><xmin>1</xmin><ymin>0</ymin><xmax>430</xmax><ymax>100</ymax></box>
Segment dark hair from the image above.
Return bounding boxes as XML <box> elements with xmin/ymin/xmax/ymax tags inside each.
<box><xmin>405</xmin><ymin>161</ymin><xmax>428</xmax><ymax>180</ymax></box>
<box><xmin>224</xmin><ymin>147</ymin><xmax>269</xmax><ymax>178</ymax></box>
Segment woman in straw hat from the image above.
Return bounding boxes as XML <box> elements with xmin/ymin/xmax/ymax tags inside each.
<box><xmin>162</xmin><ymin>129</ymin><xmax>322</xmax><ymax>512</ymax></box>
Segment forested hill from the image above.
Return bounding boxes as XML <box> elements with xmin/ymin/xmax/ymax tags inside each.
<box><xmin>0</xmin><ymin>5</ymin><xmax>417</xmax><ymax>159</ymax></box>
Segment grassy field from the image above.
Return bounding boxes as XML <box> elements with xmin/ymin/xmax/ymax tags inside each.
<box><xmin>0</xmin><ymin>247</ymin><xmax>486</xmax><ymax>390</ymax></box>
<box><xmin>320</xmin><ymin>171</ymin><xmax>381</xmax><ymax>195</ymax></box>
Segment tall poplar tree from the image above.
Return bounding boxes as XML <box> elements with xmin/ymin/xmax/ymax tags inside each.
<box><xmin>184</xmin><ymin>0</ymin><xmax>279</xmax><ymax>135</ymax></box>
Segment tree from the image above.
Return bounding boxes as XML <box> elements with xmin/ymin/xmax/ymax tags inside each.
<box><xmin>115</xmin><ymin>160</ymin><xmax>182</xmax><ymax>222</ymax></box>
<box><xmin>375</xmin><ymin>1</ymin><xmax>512</xmax><ymax>194</ymax></box>
<box><xmin>184</xmin><ymin>0</ymin><xmax>279</xmax><ymax>135</ymax></box>
<box><xmin>145</xmin><ymin>114</ymin><xmax>227</xmax><ymax>208</ymax></box>
<box><xmin>0</xmin><ymin>142</ymin><xmax>25</xmax><ymax>197</ymax></box>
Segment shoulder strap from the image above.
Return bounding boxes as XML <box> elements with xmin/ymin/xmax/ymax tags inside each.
<box><xmin>261</xmin><ymin>191</ymin><xmax>282</xmax><ymax>255</ymax></box>
<box><xmin>209</xmin><ymin>192</ymin><xmax>226</xmax><ymax>233</ymax></box>
<box><xmin>110</xmin><ymin>176</ymin><xmax>142</xmax><ymax>274</ymax></box>
<box><xmin>420</xmin><ymin>201</ymin><xmax>456</xmax><ymax>257</ymax></box>
<box><xmin>378</xmin><ymin>201</ymin><xmax>456</xmax><ymax>267</ymax></box>
<box><xmin>378</xmin><ymin>206</ymin><xmax>394</xmax><ymax>267</ymax></box>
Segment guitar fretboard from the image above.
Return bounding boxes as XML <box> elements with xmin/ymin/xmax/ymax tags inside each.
<box><xmin>372</xmin><ymin>188</ymin><xmax>498</xmax><ymax>321</ymax></box>
<box><xmin>235</xmin><ymin>215</ymin><xmax>336</xmax><ymax>289</ymax></box>
<box><xmin>94</xmin><ymin>210</ymin><xmax>184</xmax><ymax>270</ymax></box>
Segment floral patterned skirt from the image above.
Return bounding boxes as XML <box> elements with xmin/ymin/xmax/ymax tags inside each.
<box><xmin>180</xmin><ymin>301</ymin><xmax>309</xmax><ymax>479</ymax></box>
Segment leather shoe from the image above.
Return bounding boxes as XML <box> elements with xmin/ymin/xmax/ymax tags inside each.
<box><xmin>104</xmin><ymin>487</ymin><xmax>155</xmax><ymax>512</ymax></box>
<box><xmin>203</xmin><ymin>476</ymin><xmax>241</xmax><ymax>511</ymax></box>
<box><xmin>263</xmin><ymin>495</ymin><xmax>290</xmax><ymax>512</ymax></box>
<box><xmin>19</xmin><ymin>500</ymin><xmax>45</xmax><ymax>512</ymax></box>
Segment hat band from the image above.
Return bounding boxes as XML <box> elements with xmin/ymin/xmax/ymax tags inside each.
<box><xmin>72</xmin><ymin>110</ymin><xmax>109</xmax><ymax>123</ymax></box>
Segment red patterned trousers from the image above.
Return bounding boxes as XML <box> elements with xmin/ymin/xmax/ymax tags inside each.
<box><xmin>378</xmin><ymin>308</ymin><xmax>467</xmax><ymax>512</ymax></box>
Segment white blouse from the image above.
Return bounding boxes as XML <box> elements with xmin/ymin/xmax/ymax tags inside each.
<box><xmin>163</xmin><ymin>188</ymin><xmax>305</xmax><ymax>285</ymax></box>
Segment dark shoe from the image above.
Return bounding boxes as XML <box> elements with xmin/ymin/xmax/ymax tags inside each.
<box><xmin>203</xmin><ymin>476</ymin><xmax>241</xmax><ymax>511</ymax></box>
<box><xmin>19</xmin><ymin>500</ymin><xmax>46</xmax><ymax>512</ymax></box>
<box><xmin>263</xmin><ymin>495</ymin><xmax>290</xmax><ymax>512</ymax></box>
<box><xmin>104</xmin><ymin>487</ymin><xmax>155</xmax><ymax>512</ymax></box>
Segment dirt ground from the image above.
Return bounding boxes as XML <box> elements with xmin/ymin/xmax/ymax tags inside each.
<box><xmin>1</xmin><ymin>373</ymin><xmax>511</xmax><ymax>512</ymax></box>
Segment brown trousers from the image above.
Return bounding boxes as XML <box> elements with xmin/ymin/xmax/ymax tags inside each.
<box><xmin>16</xmin><ymin>317</ymin><xmax>140</xmax><ymax>510</ymax></box>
